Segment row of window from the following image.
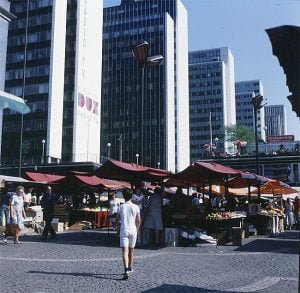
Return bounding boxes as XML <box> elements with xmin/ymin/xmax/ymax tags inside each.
<box><xmin>190</xmin><ymin>98</ymin><xmax>222</xmax><ymax>105</ymax></box>
<box><xmin>11</xmin><ymin>0</ymin><xmax>53</xmax><ymax>14</ymax></box>
<box><xmin>9</xmin><ymin>13</ymin><xmax>52</xmax><ymax>30</ymax></box>
<box><xmin>6</xmin><ymin>83</ymin><xmax>49</xmax><ymax>96</ymax></box>
<box><xmin>6</xmin><ymin>65</ymin><xmax>50</xmax><ymax>80</ymax></box>
<box><xmin>190</xmin><ymin>80</ymin><xmax>222</xmax><ymax>87</ymax></box>
<box><xmin>190</xmin><ymin>90</ymin><xmax>222</xmax><ymax>96</ymax></box>
<box><xmin>7</xmin><ymin>47</ymin><xmax>51</xmax><ymax>63</ymax></box>
<box><xmin>3</xmin><ymin>119</ymin><xmax>46</xmax><ymax>133</ymax></box>
<box><xmin>8</xmin><ymin>31</ymin><xmax>51</xmax><ymax>47</ymax></box>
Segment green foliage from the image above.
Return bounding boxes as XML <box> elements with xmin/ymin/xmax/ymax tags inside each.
<box><xmin>224</xmin><ymin>125</ymin><xmax>255</xmax><ymax>144</ymax></box>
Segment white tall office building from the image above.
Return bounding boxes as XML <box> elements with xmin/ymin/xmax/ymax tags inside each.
<box><xmin>265</xmin><ymin>105</ymin><xmax>287</xmax><ymax>137</ymax></box>
<box><xmin>2</xmin><ymin>0</ymin><xmax>103</xmax><ymax>165</ymax></box>
<box><xmin>189</xmin><ymin>47</ymin><xmax>236</xmax><ymax>160</ymax></box>
<box><xmin>235</xmin><ymin>80</ymin><xmax>266</xmax><ymax>141</ymax></box>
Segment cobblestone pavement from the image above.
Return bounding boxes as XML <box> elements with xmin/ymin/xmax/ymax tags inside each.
<box><xmin>0</xmin><ymin>229</ymin><xmax>299</xmax><ymax>293</ymax></box>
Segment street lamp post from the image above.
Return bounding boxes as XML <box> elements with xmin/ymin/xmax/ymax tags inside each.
<box><xmin>214</xmin><ymin>137</ymin><xmax>219</xmax><ymax>156</ymax></box>
<box><xmin>132</xmin><ymin>41</ymin><xmax>163</xmax><ymax>166</ymax></box>
<box><xmin>107</xmin><ymin>142</ymin><xmax>111</xmax><ymax>159</ymax></box>
<box><xmin>263</xmin><ymin>126</ymin><xmax>268</xmax><ymax>154</ymax></box>
<box><xmin>136</xmin><ymin>153</ymin><xmax>140</xmax><ymax>165</ymax></box>
<box><xmin>157</xmin><ymin>162</ymin><xmax>160</xmax><ymax>169</ymax></box>
<box><xmin>41</xmin><ymin>139</ymin><xmax>46</xmax><ymax>164</ymax></box>
<box><xmin>117</xmin><ymin>134</ymin><xmax>122</xmax><ymax>162</ymax></box>
<box><xmin>252</xmin><ymin>94</ymin><xmax>267</xmax><ymax>175</ymax></box>
<box><xmin>18</xmin><ymin>0</ymin><xmax>30</xmax><ymax>177</ymax></box>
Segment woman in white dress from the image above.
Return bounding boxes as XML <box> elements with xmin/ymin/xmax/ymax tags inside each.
<box><xmin>9</xmin><ymin>186</ymin><xmax>26</xmax><ymax>244</ymax></box>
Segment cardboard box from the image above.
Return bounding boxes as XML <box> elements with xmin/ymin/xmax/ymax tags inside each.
<box><xmin>51</xmin><ymin>218</ymin><xmax>64</xmax><ymax>232</ymax></box>
<box><xmin>165</xmin><ymin>228</ymin><xmax>178</xmax><ymax>247</ymax></box>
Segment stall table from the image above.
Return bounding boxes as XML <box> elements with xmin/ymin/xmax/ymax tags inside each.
<box><xmin>75</xmin><ymin>208</ymin><xmax>109</xmax><ymax>228</ymax></box>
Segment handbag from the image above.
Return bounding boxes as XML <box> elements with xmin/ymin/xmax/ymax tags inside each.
<box><xmin>5</xmin><ymin>223</ymin><xmax>18</xmax><ymax>237</ymax></box>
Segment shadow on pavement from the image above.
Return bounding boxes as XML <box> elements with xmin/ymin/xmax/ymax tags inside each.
<box><xmin>20</xmin><ymin>230</ymin><xmax>164</xmax><ymax>250</ymax></box>
<box><xmin>27</xmin><ymin>270</ymin><xmax>125</xmax><ymax>281</ymax></box>
<box><xmin>143</xmin><ymin>284</ymin><xmax>230</xmax><ymax>292</ymax></box>
<box><xmin>235</xmin><ymin>231</ymin><xmax>299</xmax><ymax>254</ymax></box>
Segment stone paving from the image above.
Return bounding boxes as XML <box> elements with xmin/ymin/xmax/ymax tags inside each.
<box><xmin>0</xmin><ymin>229</ymin><xmax>299</xmax><ymax>293</ymax></box>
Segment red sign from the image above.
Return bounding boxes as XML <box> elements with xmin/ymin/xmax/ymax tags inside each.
<box><xmin>267</xmin><ymin>135</ymin><xmax>294</xmax><ymax>143</ymax></box>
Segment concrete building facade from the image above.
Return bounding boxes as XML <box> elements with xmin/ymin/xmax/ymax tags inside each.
<box><xmin>2</xmin><ymin>0</ymin><xmax>103</xmax><ymax>165</ymax></box>
<box><xmin>235</xmin><ymin>79</ymin><xmax>266</xmax><ymax>141</ymax></box>
<box><xmin>189</xmin><ymin>47</ymin><xmax>236</xmax><ymax>161</ymax></box>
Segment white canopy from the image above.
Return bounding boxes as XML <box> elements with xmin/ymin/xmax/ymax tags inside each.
<box><xmin>0</xmin><ymin>90</ymin><xmax>30</xmax><ymax>114</ymax></box>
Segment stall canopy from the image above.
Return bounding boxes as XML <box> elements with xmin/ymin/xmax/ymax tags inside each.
<box><xmin>94</xmin><ymin>159</ymin><xmax>171</xmax><ymax>183</ymax></box>
<box><xmin>60</xmin><ymin>172</ymin><xmax>131</xmax><ymax>190</ymax></box>
<box><xmin>0</xmin><ymin>175</ymin><xmax>37</xmax><ymax>188</ymax></box>
<box><xmin>26</xmin><ymin>171</ymin><xmax>131</xmax><ymax>190</ymax></box>
<box><xmin>251</xmin><ymin>180</ymin><xmax>298</xmax><ymax>195</ymax></box>
<box><xmin>25</xmin><ymin>172</ymin><xmax>65</xmax><ymax>184</ymax></box>
<box><xmin>227</xmin><ymin>172</ymin><xmax>269</xmax><ymax>188</ymax></box>
<box><xmin>165</xmin><ymin>161</ymin><xmax>241</xmax><ymax>187</ymax></box>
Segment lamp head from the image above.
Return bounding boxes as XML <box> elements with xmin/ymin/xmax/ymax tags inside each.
<box><xmin>132</xmin><ymin>41</ymin><xmax>149</xmax><ymax>64</ymax></box>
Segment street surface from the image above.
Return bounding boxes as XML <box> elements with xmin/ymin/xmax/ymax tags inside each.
<box><xmin>0</xmin><ymin>229</ymin><xmax>299</xmax><ymax>293</ymax></box>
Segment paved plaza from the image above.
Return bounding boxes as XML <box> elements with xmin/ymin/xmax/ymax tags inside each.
<box><xmin>0</xmin><ymin>229</ymin><xmax>299</xmax><ymax>293</ymax></box>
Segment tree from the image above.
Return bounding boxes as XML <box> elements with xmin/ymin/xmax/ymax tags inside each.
<box><xmin>224</xmin><ymin>125</ymin><xmax>255</xmax><ymax>154</ymax></box>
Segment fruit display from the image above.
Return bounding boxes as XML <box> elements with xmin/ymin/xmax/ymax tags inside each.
<box><xmin>260</xmin><ymin>208</ymin><xmax>284</xmax><ymax>217</ymax></box>
<box><xmin>207</xmin><ymin>212</ymin><xmax>232</xmax><ymax>220</ymax></box>
<box><xmin>206</xmin><ymin>211</ymin><xmax>246</xmax><ymax>220</ymax></box>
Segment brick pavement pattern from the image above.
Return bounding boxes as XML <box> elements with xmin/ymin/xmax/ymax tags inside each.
<box><xmin>0</xmin><ymin>230</ymin><xmax>299</xmax><ymax>293</ymax></box>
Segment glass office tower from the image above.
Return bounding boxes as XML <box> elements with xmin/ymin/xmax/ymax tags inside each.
<box><xmin>189</xmin><ymin>48</ymin><xmax>236</xmax><ymax>160</ymax></box>
<box><xmin>102</xmin><ymin>0</ymin><xmax>190</xmax><ymax>171</ymax></box>
<box><xmin>2</xmin><ymin>0</ymin><xmax>103</xmax><ymax>165</ymax></box>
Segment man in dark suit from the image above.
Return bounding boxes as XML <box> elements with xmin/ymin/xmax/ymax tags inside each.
<box><xmin>40</xmin><ymin>186</ymin><xmax>57</xmax><ymax>240</ymax></box>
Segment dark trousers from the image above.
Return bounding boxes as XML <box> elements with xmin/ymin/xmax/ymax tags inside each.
<box><xmin>42</xmin><ymin>214</ymin><xmax>56</xmax><ymax>238</ymax></box>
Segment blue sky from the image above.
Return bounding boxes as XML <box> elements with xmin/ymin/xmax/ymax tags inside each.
<box><xmin>104</xmin><ymin>0</ymin><xmax>300</xmax><ymax>140</ymax></box>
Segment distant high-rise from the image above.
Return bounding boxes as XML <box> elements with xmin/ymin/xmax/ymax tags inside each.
<box><xmin>102</xmin><ymin>0</ymin><xmax>190</xmax><ymax>171</ymax></box>
<box><xmin>2</xmin><ymin>0</ymin><xmax>103</xmax><ymax>165</ymax></box>
<box><xmin>189</xmin><ymin>47</ymin><xmax>236</xmax><ymax>160</ymax></box>
<box><xmin>265</xmin><ymin>105</ymin><xmax>287</xmax><ymax>137</ymax></box>
<box><xmin>235</xmin><ymin>80</ymin><xmax>266</xmax><ymax>141</ymax></box>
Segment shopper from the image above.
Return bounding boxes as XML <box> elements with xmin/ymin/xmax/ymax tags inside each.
<box><xmin>284</xmin><ymin>198</ymin><xmax>295</xmax><ymax>230</ymax></box>
<box><xmin>293</xmin><ymin>196</ymin><xmax>300</xmax><ymax>229</ymax></box>
<box><xmin>0</xmin><ymin>188</ymin><xmax>13</xmax><ymax>243</ymax></box>
<box><xmin>117</xmin><ymin>189</ymin><xmax>140</xmax><ymax>280</ymax></box>
<box><xmin>131</xmin><ymin>185</ymin><xmax>144</xmax><ymax>245</ymax></box>
<box><xmin>109</xmin><ymin>192</ymin><xmax>119</xmax><ymax>230</ymax></box>
<box><xmin>23</xmin><ymin>187</ymin><xmax>33</xmax><ymax>209</ymax></box>
<box><xmin>143</xmin><ymin>187</ymin><xmax>163</xmax><ymax>246</ymax></box>
<box><xmin>40</xmin><ymin>186</ymin><xmax>57</xmax><ymax>240</ymax></box>
<box><xmin>9</xmin><ymin>186</ymin><xmax>27</xmax><ymax>244</ymax></box>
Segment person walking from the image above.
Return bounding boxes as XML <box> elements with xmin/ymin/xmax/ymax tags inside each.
<box><xmin>40</xmin><ymin>186</ymin><xmax>57</xmax><ymax>240</ymax></box>
<box><xmin>8</xmin><ymin>186</ymin><xmax>27</xmax><ymax>244</ymax></box>
<box><xmin>0</xmin><ymin>188</ymin><xmax>13</xmax><ymax>243</ymax></box>
<box><xmin>117</xmin><ymin>189</ymin><xmax>140</xmax><ymax>280</ymax></box>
